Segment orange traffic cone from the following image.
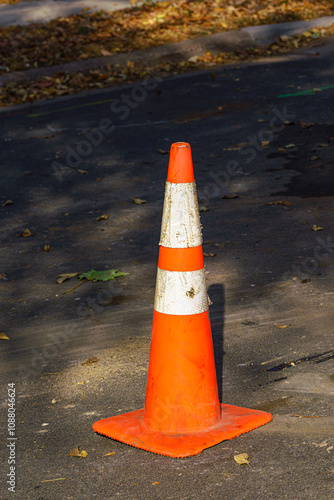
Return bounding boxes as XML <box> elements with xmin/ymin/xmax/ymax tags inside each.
<box><xmin>93</xmin><ymin>142</ymin><xmax>272</xmax><ymax>457</ymax></box>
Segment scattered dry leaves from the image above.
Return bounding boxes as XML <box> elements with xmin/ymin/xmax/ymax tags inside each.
<box><xmin>0</xmin><ymin>2</ymin><xmax>333</xmax><ymax>106</ymax></box>
<box><xmin>0</xmin><ymin>332</ymin><xmax>10</xmax><ymax>340</ymax></box>
<box><xmin>1</xmin><ymin>0</ymin><xmax>333</xmax><ymax>77</ymax></box>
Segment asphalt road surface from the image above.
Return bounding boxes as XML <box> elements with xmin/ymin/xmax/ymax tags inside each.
<box><xmin>0</xmin><ymin>41</ymin><xmax>333</xmax><ymax>499</ymax></box>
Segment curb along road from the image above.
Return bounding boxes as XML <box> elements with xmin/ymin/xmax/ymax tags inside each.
<box><xmin>0</xmin><ymin>15</ymin><xmax>334</xmax><ymax>89</ymax></box>
<box><xmin>0</xmin><ymin>0</ymin><xmax>138</xmax><ymax>27</ymax></box>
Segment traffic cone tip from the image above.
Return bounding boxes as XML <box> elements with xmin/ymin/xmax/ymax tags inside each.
<box><xmin>167</xmin><ymin>142</ymin><xmax>194</xmax><ymax>184</ymax></box>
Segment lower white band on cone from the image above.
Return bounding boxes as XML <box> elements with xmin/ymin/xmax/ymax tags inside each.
<box><xmin>154</xmin><ymin>268</ymin><xmax>209</xmax><ymax>315</ymax></box>
<box><xmin>159</xmin><ymin>181</ymin><xmax>202</xmax><ymax>248</ymax></box>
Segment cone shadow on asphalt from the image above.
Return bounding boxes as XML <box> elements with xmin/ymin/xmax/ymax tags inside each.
<box><xmin>208</xmin><ymin>283</ymin><xmax>225</xmax><ymax>404</ymax></box>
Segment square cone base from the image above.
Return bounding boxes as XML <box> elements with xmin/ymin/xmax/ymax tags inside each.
<box><xmin>92</xmin><ymin>404</ymin><xmax>272</xmax><ymax>458</ymax></box>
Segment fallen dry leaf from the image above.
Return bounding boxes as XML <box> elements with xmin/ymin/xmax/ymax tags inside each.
<box><xmin>69</xmin><ymin>446</ymin><xmax>87</xmax><ymax>458</ymax></box>
<box><xmin>234</xmin><ymin>453</ymin><xmax>250</xmax><ymax>467</ymax></box>
<box><xmin>78</xmin><ymin>169</ymin><xmax>88</xmax><ymax>174</ymax></box>
<box><xmin>96</xmin><ymin>214</ymin><xmax>109</xmax><ymax>221</ymax></box>
<box><xmin>266</xmin><ymin>200</ymin><xmax>292</xmax><ymax>206</ymax></box>
<box><xmin>199</xmin><ymin>206</ymin><xmax>209</xmax><ymax>212</ymax></box>
<box><xmin>2</xmin><ymin>200</ymin><xmax>13</xmax><ymax>207</ymax></box>
<box><xmin>56</xmin><ymin>273</ymin><xmax>79</xmax><ymax>284</ymax></box>
<box><xmin>21</xmin><ymin>229</ymin><xmax>34</xmax><ymax>237</ymax></box>
<box><xmin>261</xmin><ymin>141</ymin><xmax>270</xmax><ymax>147</ymax></box>
<box><xmin>81</xmin><ymin>356</ymin><xmax>100</xmax><ymax>366</ymax></box>
<box><xmin>222</xmin><ymin>194</ymin><xmax>240</xmax><ymax>199</ymax></box>
<box><xmin>283</xmin><ymin>143</ymin><xmax>295</xmax><ymax>149</ymax></box>
<box><xmin>274</xmin><ymin>323</ymin><xmax>291</xmax><ymax>328</ymax></box>
<box><xmin>157</xmin><ymin>149</ymin><xmax>168</xmax><ymax>155</ymax></box>
<box><xmin>131</xmin><ymin>197</ymin><xmax>147</xmax><ymax>204</ymax></box>
<box><xmin>44</xmin><ymin>245</ymin><xmax>51</xmax><ymax>252</ymax></box>
<box><xmin>104</xmin><ymin>451</ymin><xmax>116</xmax><ymax>456</ymax></box>
<box><xmin>300</xmin><ymin>121</ymin><xmax>313</xmax><ymax>128</ymax></box>
<box><xmin>290</xmin><ymin>414</ymin><xmax>323</xmax><ymax>418</ymax></box>
<box><xmin>100</xmin><ymin>48</ymin><xmax>112</xmax><ymax>56</ymax></box>
<box><xmin>224</xmin><ymin>142</ymin><xmax>249</xmax><ymax>151</ymax></box>
<box><xmin>152</xmin><ymin>481</ymin><xmax>160</xmax><ymax>485</ymax></box>
<box><xmin>40</xmin><ymin>478</ymin><xmax>66</xmax><ymax>483</ymax></box>
<box><xmin>0</xmin><ymin>273</ymin><xmax>7</xmax><ymax>280</ymax></box>
<box><xmin>312</xmin><ymin>225</ymin><xmax>324</xmax><ymax>231</ymax></box>
<box><xmin>0</xmin><ymin>332</ymin><xmax>9</xmax><ymax>340</ymax></box>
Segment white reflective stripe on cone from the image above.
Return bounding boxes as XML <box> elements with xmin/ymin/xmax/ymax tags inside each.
<box><xmin>154</xmin><ymin>268</ymin><xmax>209</xmax><ymax>315</ymax></box>
<box><xmin>159</xmin><ymin>181</ymin><xmax>202</xmax><ymax>249</ymax></box>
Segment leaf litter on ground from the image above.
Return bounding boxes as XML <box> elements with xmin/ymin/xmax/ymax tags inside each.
<box><xmin>1</xmin><ymin>0</ymin><xmax>333</xmax><ymax>75</ymax></box>
<box><xmin>0</xmin><ymin>1</ymin><xmax>334</xmax><ymax>106</ymax></box>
